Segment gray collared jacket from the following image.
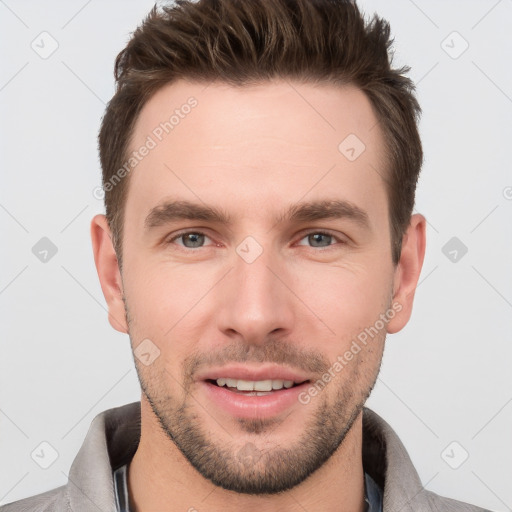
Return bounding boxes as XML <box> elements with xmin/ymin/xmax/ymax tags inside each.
<box><xmin>0</xmin><ymin>402</ymin><xmax>491</xmax><ymax>511</ymax></box>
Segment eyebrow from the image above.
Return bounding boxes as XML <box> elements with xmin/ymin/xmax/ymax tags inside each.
<box><xmin>145</xmin><ymin>200</ymin><xmax>231</xmax><ymax>230</ymax></box>
<box><xmin>279</xmin><ymin>199</ymin><xmax>370</xmax><ymax>228</ymax></box>
<box><xmin>144</xmin><ymin>198</ymin><xmax>370</xmax><ymax>231</ymax></box>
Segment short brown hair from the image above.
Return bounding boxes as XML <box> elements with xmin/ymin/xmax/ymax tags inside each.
<box><xmin>98</xmin><ymin>0</ymin><xmax>423</xmax><ymax>270</ymax></box>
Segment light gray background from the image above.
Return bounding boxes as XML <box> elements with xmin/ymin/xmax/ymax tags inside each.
<box><xmin>1</xmin><ymin>0</ymin><xmax>511</xmax><ymax>510</ymax></box>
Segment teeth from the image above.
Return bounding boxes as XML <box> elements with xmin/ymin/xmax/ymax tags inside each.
<box><xmin>237</xmin><ymin>380</ymin><xmax>254</xmax><ymax>391</ymax></box>
<box><xmin>225</xmin><ymin>378</ymin><xmax>237</xmax><ymax>388</ymax></box>
<box><xmin>254</xmin><ymin>380</ymin><xmax>272</xmax><ymax>391</ymax></box>
<box><xmin>215</xmin><ymin>378</ymin><xmax>298</xmax><ymax>391</ymax></box>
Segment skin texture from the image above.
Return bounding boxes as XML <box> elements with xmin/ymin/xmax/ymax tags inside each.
<box><xmin>91</xmin><ymin>79</ymin><xmax>426</xmax><ymax>512</ymax></box>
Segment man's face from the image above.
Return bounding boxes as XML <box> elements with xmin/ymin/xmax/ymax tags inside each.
<box><xmin>119</xmin><ymin>79</ymin><xmax>398</xmax><ymax>493</ymax></box>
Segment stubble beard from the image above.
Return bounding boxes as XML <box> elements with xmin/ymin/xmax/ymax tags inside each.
<box><xmin>132</xmin><ymin>347</ymin><xmax>382</xmax><ymax>495</ymax></box>
<box><xmin>123</xmin><ymin>293</ymin><xmax>385</xmax><ymax>495</ymax></box>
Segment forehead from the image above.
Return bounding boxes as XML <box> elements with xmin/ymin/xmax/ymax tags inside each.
<box><xmin>132</xmin><ymin>78</ymin><xmax>384</xmax><ymax>152</ymax></box>
<box><xmin>125</xmin><ymin>79</ymin><xmax>388</xmax><ymax>224</ymax></box>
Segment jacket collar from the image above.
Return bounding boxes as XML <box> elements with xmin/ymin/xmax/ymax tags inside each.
<box><xmin>362</xmin><ymin>407</ymin><xmax>431</xmax><ymax>510</ymax></box>
<box><xmin>66</xmin><ymin>401</ymin><xmax>430</xmax><ymax>511</ymax></box>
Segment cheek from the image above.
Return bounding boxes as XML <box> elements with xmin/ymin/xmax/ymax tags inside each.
<box><xmin>294</xmin><ymin>263</ymin><xmax>392</xmax><ymax>334</ymax></box>
<box><xmin>122</xmin><ymin>260</ymin><xmax>217</xmax><ymax>349</ymax></box>
<box><xmin>289</xmin><ymin>265</ymin><xmax>392</xmax><ymax>384</ymax></box>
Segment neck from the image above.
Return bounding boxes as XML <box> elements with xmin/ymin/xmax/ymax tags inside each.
<box><xmin>127</xmin><ymin>397</ymin><xmax>366</xmax><ymax>512</ymax></box>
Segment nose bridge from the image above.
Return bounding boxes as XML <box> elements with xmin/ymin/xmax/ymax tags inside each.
<box><xmin>216</xmin><ymin>242</ymin><xmax>294</xmax><ymax>342</ymax></box>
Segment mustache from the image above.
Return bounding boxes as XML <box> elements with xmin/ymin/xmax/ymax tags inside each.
<box><xmin>183</xmin><ymin>338</ymin><xmax>331</xmax><ymax>382</ymax></box>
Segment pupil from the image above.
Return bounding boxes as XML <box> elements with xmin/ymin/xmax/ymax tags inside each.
<box><xmin>310</xmin><ymin>233</ymin><xmax>331</xmax><ymax>247</ymax></box>
<box><xmin>183</xmin><ymin>233</ymin><xmax>204</xmax><ymax>248</ymax></box>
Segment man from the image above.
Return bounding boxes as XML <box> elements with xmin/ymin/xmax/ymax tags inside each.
<box><xmin>1</xmin><ymin>0</ymin><xmax>490</xmax><ymax>511</ymax></box>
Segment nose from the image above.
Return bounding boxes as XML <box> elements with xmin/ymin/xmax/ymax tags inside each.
<box><xmin>215</xmin><ymin>244</ymin><xmax>296</xmax><ymax>345</ymax></box>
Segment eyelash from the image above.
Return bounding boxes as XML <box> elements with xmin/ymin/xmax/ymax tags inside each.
<box><xmin>166</xmin><ymin>230</ymin><xmax>346</xmax><ymax>250</ymax></box>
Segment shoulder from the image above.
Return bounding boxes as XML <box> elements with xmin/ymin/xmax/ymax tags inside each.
<box><xmin>361</xmin><ymin>407</ymin><xmax>494</xmax><ymax>512</ymax></box>
<box><xmin>424</xmin><ymin>489</ymin><xmax>493</xmax><ymax>511</ymax></box>
<box><xmin>0</xmin><ymin>485</ymin><xmax>69</xmax><ymax>512</ymax></box>
<box><xmin>0</xmin><ymin>402</ymin><xmax>140</xmax><ymax>512</ymax></box>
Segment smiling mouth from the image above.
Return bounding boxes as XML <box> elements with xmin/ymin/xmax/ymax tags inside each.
<box><xmin>206</xmin><ymin>378</ymin><xmax>309</xmax><ymax>396</ymax></box>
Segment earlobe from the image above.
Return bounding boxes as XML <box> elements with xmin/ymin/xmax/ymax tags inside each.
<box><xmin>90</xmin><ymin>214</ymin><xmax>128</xmax><ymax>334</ymax></box>
<box><xmin>387</xmin><ymin>213</ymin><xmax>427</xmax><ymax>334</ymax></box>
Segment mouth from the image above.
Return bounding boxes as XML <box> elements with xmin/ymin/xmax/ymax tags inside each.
<box><xmin>197</xmin><ymin>366</ymin><xmax>313</xmax><ymax>419</ymax></box>
<box><xmin>206</xmin><ymin>378</ymin><xmax>309</xmax><ymax>396</ymax></box>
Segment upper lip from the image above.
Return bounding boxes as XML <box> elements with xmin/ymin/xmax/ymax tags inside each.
<box><xmin>196</xmin><ymin>364</ymin><xmax>312</xmax><ymax>383</ymax></box>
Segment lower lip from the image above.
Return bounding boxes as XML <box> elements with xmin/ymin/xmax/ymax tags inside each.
<box><xmin>200</xmin><ymin>381</ymin><xmax>310</xmax><ymax>419</ymax></box>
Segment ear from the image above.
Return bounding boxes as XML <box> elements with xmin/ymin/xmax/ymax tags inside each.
<box><xmin>386</xmin><ymin>213</ymin><xmax>427</xmax><ymax>334</ymax></box>
<box><xmin>90</xmin><ymin>214</ymin><xmax>128</xmax><ymax>333</ymax></box>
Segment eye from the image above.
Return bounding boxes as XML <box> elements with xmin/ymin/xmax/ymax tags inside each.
<box><xmin>168</xmin><ymin>231</ymin><xmax>212</xmax><ymax>249</ymax></box>
<box><xmin>296</xmin><ymin>231</ymin><xmax>343</xmax><ymax>248</ymax></box>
